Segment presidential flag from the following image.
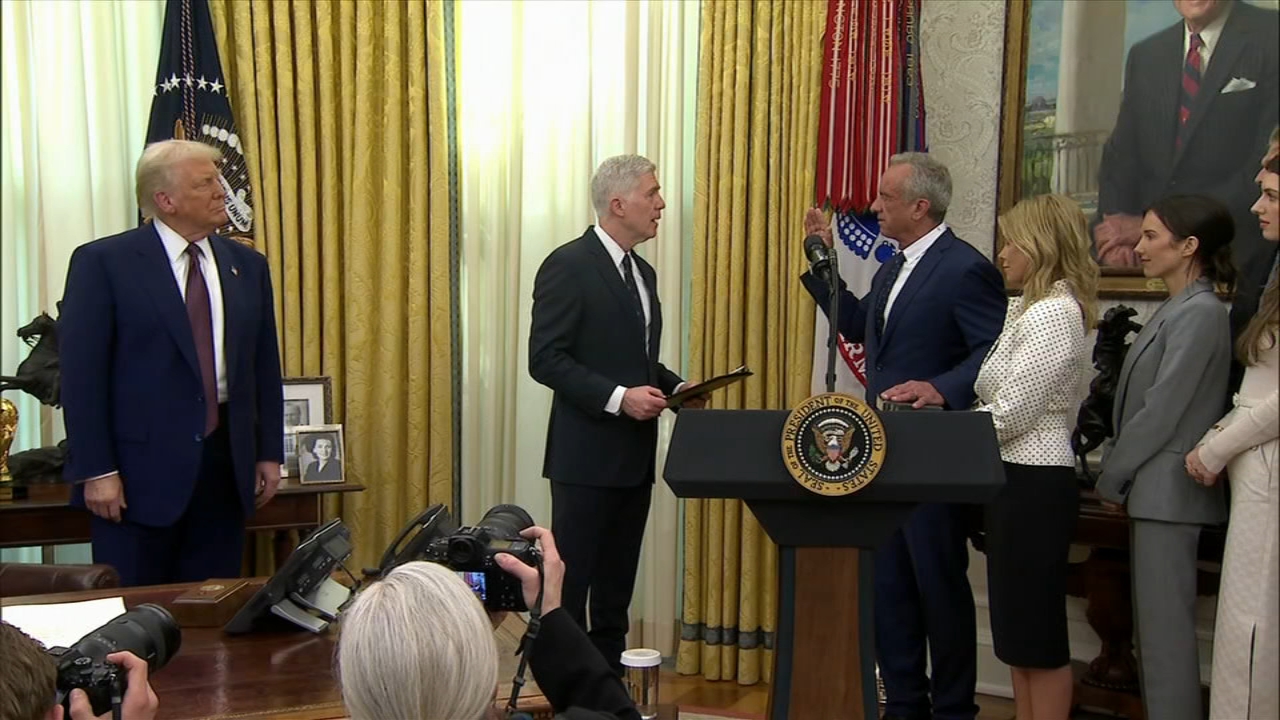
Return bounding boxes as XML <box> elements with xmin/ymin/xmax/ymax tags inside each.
<box><xmin>810</xmin><ymin>0</ymin><xmax>926</xmax><ymax>397</ymax></box>
<box><xmin>145</xmin><ymin>0</ymin><xmax>253</xmax><ymax>240</ymax></box>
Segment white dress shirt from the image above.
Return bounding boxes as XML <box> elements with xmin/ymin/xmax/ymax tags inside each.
<box><xmin>883</xmin><ymin>222</ymin><xmax>947</xmax><ymax>321</ymax></box>
<box><xmin>1183</xmin><ymin>4</ymin><xmax>1231</xmax><ymax>69</ymax></box>
<box><xmin>974</xmin><ymin>281</ymin><xmax>1087</xmax><ymax>466</ymax></box>
<box><xmin>155</xmin><ymin>218</ymin><xmax>228</xmax><ymax>402</ymax></box>
<box><xmin>595</xmin><ymin>225</ymin><xmax>662</xmax><ymax>416</ymax></box>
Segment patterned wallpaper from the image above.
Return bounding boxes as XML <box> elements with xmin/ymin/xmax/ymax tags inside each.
<box><xmin>920</xmin><ymin>0</ymin><xmax>1007</xmax><ymax>259</ymax></box>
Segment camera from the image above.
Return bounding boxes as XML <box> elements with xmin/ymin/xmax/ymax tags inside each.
<box><xmin>379</xmin><ymin>503</ymin><xmax>541</xmax><ymax>611</ymax></box>
<box><xmin>47</xmin><ymin>603</ymin><xmax>181</xmax><ymax>716</ymax></box>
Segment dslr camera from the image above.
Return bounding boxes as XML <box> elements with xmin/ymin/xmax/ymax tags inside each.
<box><xmin>47</xmin><ymin>603</ymin><xmax>181</xmax><ymax>716</ymax></box>
<box><xmin>377</xmin><ymin>503</ymin><xmax>540</xmax><ymax>611</ymax></box>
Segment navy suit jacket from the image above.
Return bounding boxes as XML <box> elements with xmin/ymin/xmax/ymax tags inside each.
<box><xmin>59</xmin><ymin>223</ymin><xmax>284</xmax><ymax>527</ymax></box>
<box><xmin>801</xmin><ymin>228</ymin><xmax>1006</xmax><ymax>409</ymax></box>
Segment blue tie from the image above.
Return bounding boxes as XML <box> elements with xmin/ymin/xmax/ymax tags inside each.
<box><xmin>874</xmin><ymin>252</ymin><xmax>906</xmax><ymax>335</ymax></box>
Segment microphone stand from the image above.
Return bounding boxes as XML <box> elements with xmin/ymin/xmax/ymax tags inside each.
<box><xmin>824</xmin><ymin>249</ymin><xmax>841</xmax><ymax>394</ymax></box>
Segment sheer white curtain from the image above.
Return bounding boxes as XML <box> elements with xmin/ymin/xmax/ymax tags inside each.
<box><xmin>1</xmin><ymin>0</ymin><xmax>163</xmax><ymax>562</ymax></box>
<box><xmin>457</xmin><ymin>0</ymin><xmax>699</xmax><ymax>654</ymax></box>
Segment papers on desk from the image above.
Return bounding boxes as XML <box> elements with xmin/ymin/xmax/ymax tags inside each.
<box><xmin>1</xmin><ymin>596</ymin><xmax>126</xmax><ymax>649</ymax></box>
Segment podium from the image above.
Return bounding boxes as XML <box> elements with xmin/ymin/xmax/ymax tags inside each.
<box><xmin>664</xmin><ymin>408</ymin><xmax>1004</xmax><ymax>720</ymax></box>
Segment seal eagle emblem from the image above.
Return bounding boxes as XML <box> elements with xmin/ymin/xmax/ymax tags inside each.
<box><xmin>781</xmin><ymin>393</ymin><xmax>887</xmax><ymax>496</ymax></box>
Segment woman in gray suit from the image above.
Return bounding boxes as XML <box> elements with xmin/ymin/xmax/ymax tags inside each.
<box><xmin>1096</xmin><ymin>194</ymin><xmax>1236</xmax><ymax>720</ymax></box>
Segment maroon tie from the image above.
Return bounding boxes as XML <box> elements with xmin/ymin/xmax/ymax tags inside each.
<box><xmin>185</xmin><ymin>244</ymin><xmax>219</xmax><ymax>435</ymax></box>
<box><xmin>1177</xmin><ymin>33</ymin><xmax>1203</xmax><ymax>150</ymax></box>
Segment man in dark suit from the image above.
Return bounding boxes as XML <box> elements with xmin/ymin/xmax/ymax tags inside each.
<box><xmin>60</xmin><ymin>139</ymin><xmax>284</xmax><ymax>587</ymax></box>
<box><xmin>529</xmin><ymin>154</ymin><xmax>704</xmax><ymax>674</ymax></box>
<box><xmin>1095</xmin><ymin>0</ymin><xmax>1279</xmax><ymax>280</ymax></box>
<box><xmin>801</xmin><ymin>154</ymin><xmax>1006</xmax><ymax>720</ymax></box>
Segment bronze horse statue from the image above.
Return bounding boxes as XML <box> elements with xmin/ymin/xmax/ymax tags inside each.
<box><xmin>1072</xmin><ymin>305</ymin><xmax>1143</xmax><ymax>487</ymax></box>
<box><xmin>0</xmin><ymin>311</ymin><xmax>61</xmax><ymax>407</ymax></box>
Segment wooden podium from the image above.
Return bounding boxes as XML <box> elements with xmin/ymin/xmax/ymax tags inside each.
<box><xmin>664</xmin><ymin>408</ymin><xmax>1003</xmax><ymax>720</ymax></box>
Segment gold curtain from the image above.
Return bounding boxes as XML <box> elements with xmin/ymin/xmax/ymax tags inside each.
<box><xmin>208</xmin><ymin>0</ymin><xmax>454</xmax><ymax>572</ymax></box>
<box><xmin>677</xmin><ymin>0</ymin><xmax>826</xmax><ymax>684</ymax></box>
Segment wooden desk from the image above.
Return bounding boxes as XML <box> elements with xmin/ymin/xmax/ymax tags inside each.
<box><xmin>2</xmin><ymin>580</ymin><xmax>561</xmax><ymax>720</ymax></box>
<box><xmin>0</xmin><ymin>482</ymin><xmax>363</xmax><ymax>564</ymax></box>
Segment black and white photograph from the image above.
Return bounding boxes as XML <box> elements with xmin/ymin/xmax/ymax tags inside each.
<box><xmin>282</xmin><ymin>377</ymin><xmax>333</xmax><ymax>478</ymax></box>
<box><xmin>295</xmin><ymin>424</ymin><xmax>345</xmax><ymax>485</ymax></box>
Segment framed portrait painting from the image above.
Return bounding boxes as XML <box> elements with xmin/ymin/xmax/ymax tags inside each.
<box><xmin>282</xmin><ymin>377</ymin><xmax>334</xmax><ymax>478</ymax></box>
<box><xmin>998</xmin><ymin>0</ymin><xmax>1279</xmax><ymax>298</ymax></box>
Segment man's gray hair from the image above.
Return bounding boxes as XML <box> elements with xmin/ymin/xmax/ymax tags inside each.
<box><xmin>135</xmin><ymin>140</ymin><xmax>222</xmax><ymax>218</ymax></box>
<box><xmin>338</xmin><ymin>561</ymin><xmax>498</xmax><ymax>720</ymax></box>
<box><xmin>889</xmin><ymin>152</ymin><xmax>952</xmax><ymax>221</ymax></box>
<box><xmin>591</xmin><ymin>154</ymin><xmax>657</xmax><ymax>216</ymax></box>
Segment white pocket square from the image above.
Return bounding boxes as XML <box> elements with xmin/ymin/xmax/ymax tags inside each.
<box><xmin>1221</xmin><ymin>77</ymin><xmax>1257</xmax><ymax>94</ymax></box>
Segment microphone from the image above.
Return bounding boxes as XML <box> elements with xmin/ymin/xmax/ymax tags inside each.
<box><xmin>804</xmin><ymin>234</ymin><xmax>834</xmax><ymax>283</ymax></box>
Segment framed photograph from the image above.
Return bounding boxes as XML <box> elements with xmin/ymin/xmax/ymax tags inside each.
<box><xmin>282</xmin><ymin>377</ymin><xmax>333</xmax><ymax>478</ymax></box>
<box><xmin>998</xmin><ymin>0</ymin><xmax>1279</xmax><ymax>298</ymax></box>
<box><xmin>294</xmin><ymin>424</ymin><xmax>345</xmax><ymax>485</ymax></box>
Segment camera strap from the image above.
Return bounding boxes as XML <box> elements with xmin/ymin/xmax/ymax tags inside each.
<box><xmin>504</xmin><ymin>559</ymin><xmax>545</xmax><ymax>720</ymax></box>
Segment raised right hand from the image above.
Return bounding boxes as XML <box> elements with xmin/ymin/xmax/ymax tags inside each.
<box><xmin>84</xmin><ymin>473</ymin><xmax>126</xmax><ymax>523</ymax></box>
<box><xmin>621</xmin><ymin>386</ymin><xmax>668</xmax><ymax>421</ymax></box>
<box><xmin>804</xmin><ymin>207</ymin><xmax>833</xmax><ymax>248</ymax></box>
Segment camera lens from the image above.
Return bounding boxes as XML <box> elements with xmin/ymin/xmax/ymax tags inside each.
<box><xmin>476</xmin><ymin>504</ymin><xmax>535</xmax><ymax>539</ymax></box>
<box><xmin>74</xmin><ymin>603</ymin><xmax>182</xmax><ymax>670</ymax></box>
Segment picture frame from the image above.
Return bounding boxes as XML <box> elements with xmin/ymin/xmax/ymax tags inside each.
<box><xmin>294</xmin><ymin>424</ymin><xmax>345</xmax><ymax>485</ymax></box>
<box><xmin>282</xmin><ymin>377</ymin><xmax>333</xmax><ymax>478</ymax></box>
<box><xmin>996</xmin><ymin>0</ymin><xmax>1277</xmax><ymax>299</ymax></box>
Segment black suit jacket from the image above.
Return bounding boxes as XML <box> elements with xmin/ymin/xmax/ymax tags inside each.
<box><xmin>530</xmin><ymin>608</ymin><xmax>641</xmax><ymax>720</ymax></box>
<box><xmin>1097</xmin><ymin>0</ymin><xmax>1279</xmax><ymax>277</ymax></box>
<box><xmin>529</xmin><ymin>228</ymin><xmax>682</xmax><ymax>488</ymax></box>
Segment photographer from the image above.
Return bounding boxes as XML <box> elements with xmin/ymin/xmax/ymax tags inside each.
<box><xmin>337</xmin><ymin>526</ymin><xmax>640</xmax><ymax>720</ymax></box>
<box><xmin>0</xmin><ymin>621</ymin><xmax>159</xmax><ymax>720</ymax></box>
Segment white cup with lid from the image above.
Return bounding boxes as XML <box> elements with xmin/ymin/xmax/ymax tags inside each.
<box><xmin>621</xmin><ymin>648</ymin><xmax>661</xmax><ymax>718</ymax></box>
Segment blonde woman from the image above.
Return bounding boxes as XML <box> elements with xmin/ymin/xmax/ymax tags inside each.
<box><xmin>1189</xmin><ymin>154</ymin><xmax>1279</xmax><ymax>720</ymax></box>
<box><xmin>974</xmin><ymin>194</ymin><xmax>1097</xmax><ymax>720</ymax></box>
<box><xmin>338</xmin><ymin>527</ymin><xmax>639</xmax><ymax>720</ymax></box>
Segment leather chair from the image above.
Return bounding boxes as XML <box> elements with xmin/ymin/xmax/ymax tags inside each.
<box><xmin>0</xmin><ymin>562</ymin><xmax>120</xmax><ymax>598</ymax></box>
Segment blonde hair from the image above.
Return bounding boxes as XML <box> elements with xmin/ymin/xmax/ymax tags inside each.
<box><xmin>337</xmin><ymin>562</ymin><xmax>498</xmax><ymax>720</ymax></box>
<box><xmin>998</xmin><ymin>194</ymin><xmax>1099</xmax><ymax>328</ymax></box>
<box><xmin>135</xmin><ymin>139</ymin><xmax>222</xmax><ymax>218</ymax></box>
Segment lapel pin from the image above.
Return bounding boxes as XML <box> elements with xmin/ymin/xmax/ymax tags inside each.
<box><xmin>231</xmin><ymin>266</ymin><xmax>239</xmax><ymax>276</ymax></box>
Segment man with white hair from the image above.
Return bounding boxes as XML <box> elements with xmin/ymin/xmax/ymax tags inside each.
<box><xmin>59</xmin><ymin>139</ymin><xmax>284</xmax><ymax>586</ymax></box>
<box><xmin>529</xmin><ymin>154</ymin><xmax>704</xmax><ymax>674</ymax></box>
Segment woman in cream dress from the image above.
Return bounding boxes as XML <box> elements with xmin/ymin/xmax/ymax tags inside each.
<box><xmin>1187</xmin><ymin>155</ymin><xmax>1279</xmax><ymax>720</ymax></box>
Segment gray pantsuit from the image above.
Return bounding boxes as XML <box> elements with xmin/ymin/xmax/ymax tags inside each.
<box><xmin>1097</xmin><ymin>279</ymin><xmax>1231</xmax><ymax>720</ymax></box>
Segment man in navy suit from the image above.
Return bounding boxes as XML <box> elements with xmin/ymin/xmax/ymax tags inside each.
<box><xmin>59</xmin><ymin>139</ymin><xmax>284</xmax><ymax>587</ymax></box>
<box><xmin>801</xmin><ymin>153</ymin><xmax>1006</xmax><ymax>720</ymax></box>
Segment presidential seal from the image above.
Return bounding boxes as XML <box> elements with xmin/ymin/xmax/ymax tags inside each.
<box><xmin>781</xmin><ymin>393</ymin><xmax>887</xmax><ymax>496</ymax></box>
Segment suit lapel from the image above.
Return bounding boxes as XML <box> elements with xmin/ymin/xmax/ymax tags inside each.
<box><xmin>1114</xmin><ymin>315</ymin><xmax>1163</xmax><ymax>428</ymax></box>
<box><xmin>134</xmin><ymin>225</ymin><xmax>201</xmax><ymax>379</ymax></box>
<box><xmin>636</xmin><ymin>254</ymin><xmax>661</xmax><ymax>357</ymax></box>
<box><xmin>585</xmin><ymin>228</ymin><xmax>647</xmax><ymax>342</ymax></box>
<box><xmin>1152</xmin><ymin>25</ymin><xmax>1185</xmax><ymax>164</ymax></box>
<box><xmin>209</xmin><ymin>236</ymin><xmax>240</xmax><ymax>392</ymax></box>
<box><xmin>1176</xmin><ymin>11</ymin><xmax>1249</xmax><ymax>164</ymax></box>
<box><xmin>880</xmin><ymin>231</ymin><xmax>950</xmax><ymax>347</ymax></box>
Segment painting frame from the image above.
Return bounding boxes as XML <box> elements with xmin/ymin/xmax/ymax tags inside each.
<box><xmin>294</xmin><ymin>424</ymin><xmax>346</xmax><ymax>485</ymax></box>
<box><xmin>282</xmin><ymin>376</ymin><xmax>334</xmax><ymax>478</ymax></box>
<box><xmin>997</xmin><ymin>0</ymin><xmax>1168</xmax><ymax>298</ymax></box>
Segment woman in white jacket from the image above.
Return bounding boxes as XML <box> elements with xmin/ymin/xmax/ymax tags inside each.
<box><xmin>1187</xmin><ymin>154</ymin><xmax>1279</xmax><ymax>720</ymax></box>
<box><xmin>974</xmin><ymin>193</ymin><xmax>1098</xmax><ymax>720</ymax></box>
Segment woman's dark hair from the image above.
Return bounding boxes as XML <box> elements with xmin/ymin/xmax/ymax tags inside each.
<box><xmin>305</xmin><ymin>432</ymin><xmax>337</xmax><ymax>454</ymax></box>
<box><xmin>1144</xmin><ymin>194</ymin><xmax>1236</xmax><ymax>288</ymax></box>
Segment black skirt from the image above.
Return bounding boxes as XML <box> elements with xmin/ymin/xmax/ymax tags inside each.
<box><xmin>984</xmin><ymin>461</ymin><xmax>1080</xmax><ymax>669</ymax></box>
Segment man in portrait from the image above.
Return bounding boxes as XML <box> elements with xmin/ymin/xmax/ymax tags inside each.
<box><xmin>1095</xmin><ymin>0</ymin><xmax>1278</xmax><ymax>286</ymax></box>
